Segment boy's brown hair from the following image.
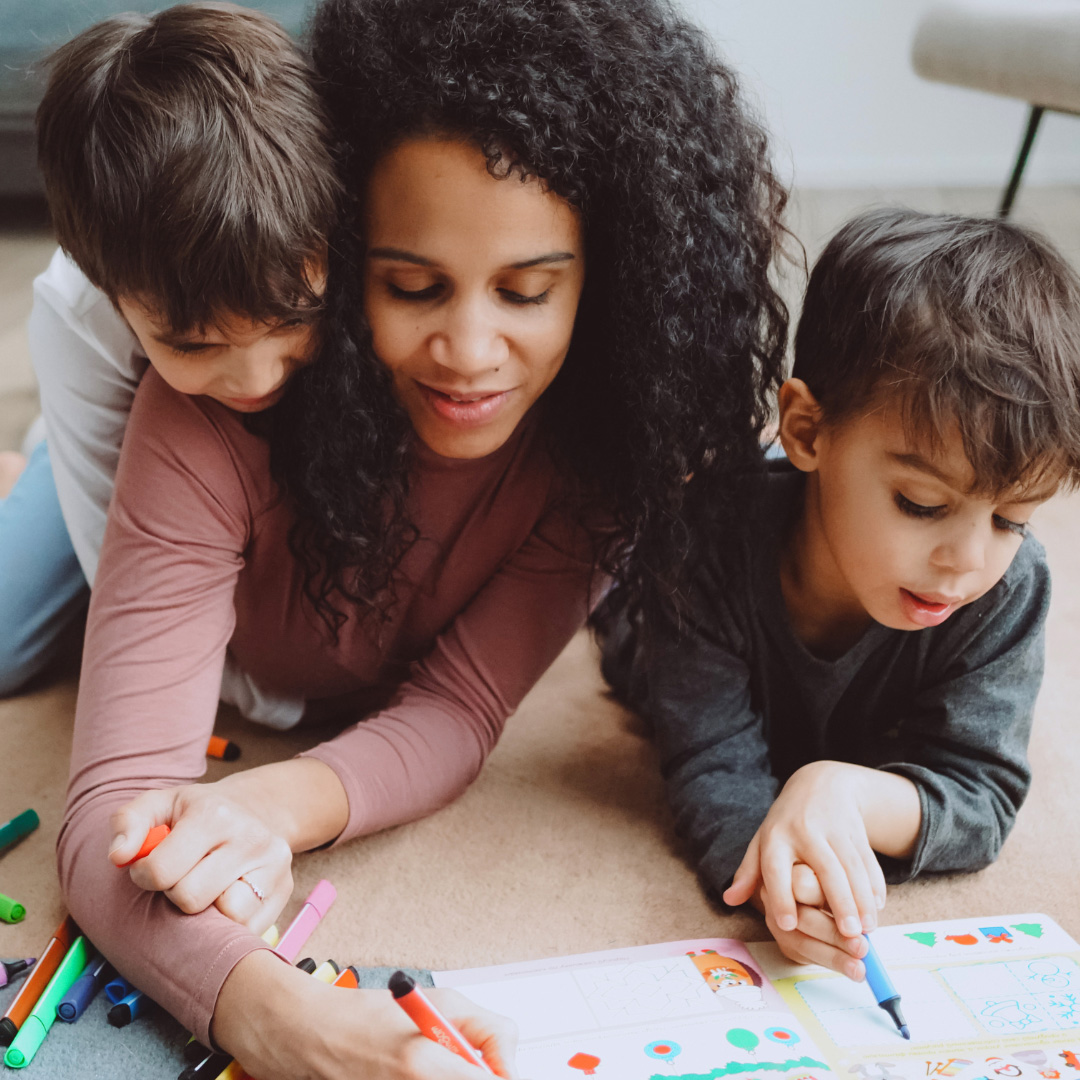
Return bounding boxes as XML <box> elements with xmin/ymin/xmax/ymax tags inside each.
<box><xmin>793</xmin><ymin>207</ymin><xmax>1080</xmax><ymax>496</ymax></box>
<box><xmin>36</xmin><ymin>1</ymin><xmax>340</xmax><ymax>333</ymax></box>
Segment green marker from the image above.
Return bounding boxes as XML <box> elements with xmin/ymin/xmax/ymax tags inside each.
<box><xmin>3</xmin><ymin>936</ymin><xmax>88</xmax><ymax>1069</ymax></box>
<box><xmin>0</xmin><ymin>895</ymin><xmax>25</xmax><ymax>924</ymax></box>
<box><xmin>0</xmin><ymin>810</ymin><xmax>39</xmax><ymax>855</ymax></box>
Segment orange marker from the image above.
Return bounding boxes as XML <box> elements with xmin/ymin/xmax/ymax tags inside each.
<box><xmin>118</xmin><ymin>824</ymin><xmax>170</xmax><ymax>868</ymax></box>
<box><xmin>206</xmin><ymin>736</ymin><xmax>240</xmax><ymax>762</ymax></box>
<box><xmin>332</xmin><ymin>966</ymin><xmax>359</xmax><ymax>989</ymax></box>
<box><xmin>389</xmin><ymin>971</ymin><xmax>493</xmax><ymax>1073</ymax></box>
<box><xmin>0</xmin><ymin>917</ymin><xmax>76</xmax><ymax>1046</ymax></box>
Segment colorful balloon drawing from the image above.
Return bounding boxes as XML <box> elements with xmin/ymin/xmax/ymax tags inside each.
<box><xmin>765</xmin><ymin>1027</ymin><xmax>801</xmax><ymax>1046</ymax></box>
<box><xmin>945</xmin><ymin>934</ymin><xmax>978</xmax><ymax>946</ymax></box>
<box><xmin>727</xmin><ymin>1028</ymin><xmax>760</xmax><ymax>1053</ymax></box>
<box><xmin>645</xmin><ymin>1041</ymin><xmax>683</xmax><ymax>1064</ymax></box>
<box><xmin>568</xmin><ymin>1052</ymin><xmax>601</xmax><ymax>1075</ymax></box>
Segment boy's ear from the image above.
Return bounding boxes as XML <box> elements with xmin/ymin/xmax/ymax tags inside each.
<box><xmin>778</xmin><ymin>378</ymin><xmax>824</xmax><ymax>473</ymax></box>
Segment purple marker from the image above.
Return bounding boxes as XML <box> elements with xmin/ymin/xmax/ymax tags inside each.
<box><xmin>0</xmin><ymin>961</ymin><xmax>35</xmax><ymax>990</ymax></box>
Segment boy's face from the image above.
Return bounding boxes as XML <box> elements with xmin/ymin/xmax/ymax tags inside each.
<box><xmin>781</xmin><ymin>383</ymin><xmax>1053</xmax><ymax>633</ymax></box>
<box><xmin>118</xmin><ymin>299</ymin><xmax>318</xmax><ymax>414</ymax></box>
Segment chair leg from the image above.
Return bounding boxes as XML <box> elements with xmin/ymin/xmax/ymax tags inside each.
<box><xmin>999</xmin><ymin>105</ymin><xmax>1044</xmax><ymax>218</ymax></box>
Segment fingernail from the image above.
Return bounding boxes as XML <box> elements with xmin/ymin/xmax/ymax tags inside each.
<box><xmin>862</xmin><ymin>914</ymin><xmax>877</xmax><ymax>932</ymax></box>
<box><xmin>778</xmin><ymin>915</ymin><xmax>797</xmax><ymax>932</ymax></box>
<box><xmin>842</xmin><ymin>917</ymin><xmax>861</xmax><ymax>937</ymax></box>
<box><xmin>109</xmin><ymin>835</ymin><xmax>127</xmax><ymax>855</ymax></box>
<box><xmin>877</xmin><ymin>895</ymin><xmax>886</xmax><ymax>910</ymax></box>
<box><xmin>848</xmin><ymin>960</ymin><xmax>864</xmax><ymax>981</ymax></box>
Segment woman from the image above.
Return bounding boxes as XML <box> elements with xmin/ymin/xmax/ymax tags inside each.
<box><xmin>60</xmin><ymin>0</ymin><xmax>789</xmax><ymax>1076</ymax></box>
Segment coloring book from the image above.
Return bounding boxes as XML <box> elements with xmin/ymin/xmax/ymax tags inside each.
<box><xmin>432</xmin><ymin>913</ymin><xmax>1080</xmax><ymax>1080</ymax></box>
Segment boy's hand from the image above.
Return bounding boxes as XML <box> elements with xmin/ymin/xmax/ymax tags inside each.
<box><xmin>759</xmin><ymin>863</ymin><xmax>867</xmax><ymax>979</ymax></box>
<box><xmin>723</xmin><ymin>761</ymin><xmax>888</xmax><ymax>970</ymax></box>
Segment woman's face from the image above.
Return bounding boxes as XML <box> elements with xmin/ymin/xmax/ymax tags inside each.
<box><xmin>363</xmin><ymin>136</ymin><xmax>586</xmax><ymax>459</ymax></box>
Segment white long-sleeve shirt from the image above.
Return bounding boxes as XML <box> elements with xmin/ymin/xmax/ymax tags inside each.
<box><xmin>28</xmin><ymin>248</ymin><xmax>303</xmax><ymax>728</ymax></box>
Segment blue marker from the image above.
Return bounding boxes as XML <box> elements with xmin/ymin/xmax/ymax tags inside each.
<box><xmin>862</xmin><ymin>934</ymin><xmax>910</xmax><ymax>1039</ymax></box>
<box><xmin>56</xmin><ymin>952</ymin><xmax>112</xmax><ymax>1022</ymax></box>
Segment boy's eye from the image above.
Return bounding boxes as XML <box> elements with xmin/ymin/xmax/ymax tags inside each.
<box><xmin>993</xmin><ymin>514</ymin><xmax>1028</xmax><ymax>537</ymax></box>
<box><xmin>895</xmin><ymin>492</ymin><xmax>946</xmax><ymax>520</ymax></box>
<box><xmin>169</xmin><ymin>342</ymin><xmax>213</xmax><ymax>355</ymax></box>
<box><xmin>498</xmin><ymin>288</ymin><xmax>551</xmax><ymax>306</ymax></box>
<box><xmin>388</xmin><ymin>283</ymin><xmax>443</xmax><ymax>301</ymax></box>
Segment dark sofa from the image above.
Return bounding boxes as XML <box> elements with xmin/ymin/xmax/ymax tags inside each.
<box><xmin>0</xmin><ymin>1</ymin><xmax>310</xmax><ymax>196</ymax></box>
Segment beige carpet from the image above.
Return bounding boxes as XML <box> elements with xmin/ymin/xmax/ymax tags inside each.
<box><xmin>1</xmin><ymin>188</ymin><xmax>1079</xmax><ymax>984</ymax></box>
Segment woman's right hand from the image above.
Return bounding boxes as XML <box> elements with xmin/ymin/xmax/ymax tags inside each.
<box><xmin>213</xmin><ymin>950</ymin><xmax>519</xmax><ymax>1079</ymax></box>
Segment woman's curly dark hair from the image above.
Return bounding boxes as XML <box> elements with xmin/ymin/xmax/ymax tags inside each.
<box><xmin>271</xmin><ymin>0</ymin><xmax>790</xmax><ymax>636</ymax></box>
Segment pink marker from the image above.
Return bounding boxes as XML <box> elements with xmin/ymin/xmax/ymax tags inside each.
<box><xmin>274</xmin><ymin>880</ymin><xmax>336</xmax><ymax>963</ymax></box>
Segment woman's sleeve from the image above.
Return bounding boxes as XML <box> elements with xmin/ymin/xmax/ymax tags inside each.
<box><xmin>57</xmin><ymin>371</ymin><xmax>267</xmax><ymax>1047</ymax></box>
<box><xmin>301</xmin><ymin>504</ymin><xmax>601</xmax><ymax>841</ymax></box>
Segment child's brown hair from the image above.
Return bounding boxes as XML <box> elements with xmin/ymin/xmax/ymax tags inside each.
<box><xmin>36</xmin><ymin>1</ymin><xmax>341</xmax><ymax>333</ymax></box>
<box><xmin>794</xmin><ymin>207</ymin><xmax>1080</xmax><ymax>496</ymax></box>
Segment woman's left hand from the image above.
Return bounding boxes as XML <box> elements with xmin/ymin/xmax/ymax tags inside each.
<box><xmin>108</xmin><ymin>783</ymin><xmax>294</xmax><ymax>934</ymax></box>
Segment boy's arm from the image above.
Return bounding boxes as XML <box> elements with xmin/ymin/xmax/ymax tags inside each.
<box><xmin>615</xmin><ymin>561</ymin><xmax>780</xmax><ymax>900</ymax></box>
<box><xmin>874</xmin><ymin>536</ymin><xmax>1049</xmax><ymax>882</ymax></box>
<box><xmin>28</xmin><ymin>249</ymin><xmax>146</xmax><ymax>584</ymax></box>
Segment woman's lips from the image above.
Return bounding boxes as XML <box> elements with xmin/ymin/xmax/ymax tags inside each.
<box><xmin>898</xmin><ymin>588</ymin><xmax>960</xmax><ymax>628</ymax></box>
<box><xmin>418</xmin><ymin>383</ymin><xmax>513</xmax><ymax>427</ymax></box>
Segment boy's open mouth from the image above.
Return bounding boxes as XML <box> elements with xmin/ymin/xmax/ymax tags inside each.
<box><xmin>899</xmin><ymin>588</ymin><xmax>960</xmax><ymax>627</ymax></box>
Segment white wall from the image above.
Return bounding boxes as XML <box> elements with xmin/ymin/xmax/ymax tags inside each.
<box><xmin>682</xmin><ymin>0</ymin><xmax>1080</xmax><ymax>188</ymax></box>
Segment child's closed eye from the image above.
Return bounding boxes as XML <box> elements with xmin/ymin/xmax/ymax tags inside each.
<box><xmin>894</xmin><ymin>492</ymin><xmax>946</xmax><ymax>520</ymax></box>
<box><xmin>992</xmin><ymin>514</ymin><xmax>1028</xmax><ymax>537</ymax></box>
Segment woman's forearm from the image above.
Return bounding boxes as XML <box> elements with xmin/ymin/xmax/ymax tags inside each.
<box><xmin>218</xmin><ymin>758</ymin><xmax>350</xmax><ymax>852</ymax></box>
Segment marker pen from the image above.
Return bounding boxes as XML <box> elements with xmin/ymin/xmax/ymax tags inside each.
<box><xmin>389</xmin><ymin>970</ymin><xmax>494</xmax><ymax>1073</ymax></box>
<box><xmin>0</xmin><ymin>961</ymin><xmax>35</xmax><ymax>990</ymax></box>
<box><xmin>118</xmin><ymin>823</ymin><xmax>171</xmax><ymax>867</ymax></box>
<box><xmin>107</xmin><ymin>988</ymin><xmax>148</xmax><ymax>1028</ymax></box>
<box><xmin>206</xmin><ymin>736</ymin><xmax>241</xmax><ymax>762</ymax></box>
<box><xmin>862</xmin><ymin>934</ymin><xmax>910</xmax><ymax>1039</ymax></box>
<box><xmin>0</xmin><ymin>894</ymin><xmax>26</xmax><ymax>924</ymax></box>
<box><xmin>332</xmin><ymin>966</ymin><xmax>359</xmax><ymax>989</ymax></box>
<box><xmin>104</xmin><ymin>975</ymin><xmax>135</xmax><ymax>1005</ymax></box>
<box><xmin>56</xmin><ymin>952</ymin><xmax>111</xmax><ymax>1022</ymax></box>
<box><xmin>312</xmin><ymin>960</ymin><xmax>340</xmax><ymax>984</ymax></box>
<box><xmin>180</xmin><ymin>1048</ymin><xmax>234</xmax><ymax>1080</ymax></box>
<box><xmin>0</xmin><ymin>810</ymin><xmax>39</xmax><ymax>855</ymax></box>
<box><xmin>274</xmin><ymin>880</ymin><xmax>336</xmax><ymax>963</ymax></box>
<box><xmin>3</xmin><ymin>935</ymin><xmax>89</xmax><ymax>1068</ymax></box>
<box><xmin>0</xmin><ymin>917</ymin><xmax>76</xmax><ymax>1046</ymax></box>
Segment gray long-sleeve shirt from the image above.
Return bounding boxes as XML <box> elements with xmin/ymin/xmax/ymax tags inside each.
<box><xmin>602</xmin><ymin>465</ymin><xmax>1048</xmax><ymax>898</ymax></box>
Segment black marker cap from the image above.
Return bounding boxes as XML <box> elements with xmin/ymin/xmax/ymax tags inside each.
<box><xmin>389</xmin><ymin>970</ymin><xmax>415</xmax><ymax>999</ymax></box>
<box><xmin>296</xmin><ymin>957</ymin><xmax>317</xmax><ymax>975</ymax></box>
<box><xmin>0</xmin><ymin>1017</ymin><xmax>17</xmax><ymax>1046</ymax></box>
<box><xmin>179</xmin><ymin>1050</ymin><xmax>233</xmax><ymax>1080</ymax></box>
<box><xmin>107</xmin><ymin>1002</ymin><xmax>133</xmax><ymax>1028</ymax></box>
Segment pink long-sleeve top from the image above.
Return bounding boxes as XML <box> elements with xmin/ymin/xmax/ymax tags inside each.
<box><xmin>59</xmin><ymin>367</ymin><xmax>599</xmax><ymax>1045</ymax></box>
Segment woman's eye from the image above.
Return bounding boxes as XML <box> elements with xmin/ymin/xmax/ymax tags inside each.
<box><xmin>993</xmin><ymin>514</ymin><xmax>1028</xmax><ymax>537</ymax></box>
<box><xmin>499</xmin><ymin>288</ymin><xmax>551</xmax><ymax>306</ymax></box>
<box><xmin>388</xmin><ymin>283</ymin><xmax>443</xmax><ymax>301</ymax></box>
<box><xmin>895</xmin><ymin>492</ymin><xmax>946</xmax><ymax>520</ymax></box>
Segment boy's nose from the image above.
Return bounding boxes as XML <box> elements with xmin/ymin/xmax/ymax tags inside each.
<box><xmin>934</xmin><ymin>523</ymin><xmax>987</xmax><ymax>574</ymax></box>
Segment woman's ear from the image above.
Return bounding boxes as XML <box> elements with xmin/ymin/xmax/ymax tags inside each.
<box><xmin>778</xmin><ymin>378</ymin><xmax>824</xmax><ymax>472</ymax></box>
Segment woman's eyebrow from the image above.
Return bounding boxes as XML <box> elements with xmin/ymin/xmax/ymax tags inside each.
<box><xmin>366</xmin><ymin>247</ymin><xmax>576</xmax><ymax>270</ymax></box>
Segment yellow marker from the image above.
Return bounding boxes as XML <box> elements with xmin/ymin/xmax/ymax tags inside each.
<box><xmin>312</xmin><ymin>960</ymin><xmax>339</xmax><ymax>984</ymax></box>
<box><xmin>260</xmin><ymin>924</ymin><xmax>280</xmax><ymax>948</ymax></box>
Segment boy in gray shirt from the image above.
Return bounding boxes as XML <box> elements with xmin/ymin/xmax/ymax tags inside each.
<box><xmin>600</xmin><ymin>207</ymin><xmax>1080</xmax><ymax>982</ymax></box>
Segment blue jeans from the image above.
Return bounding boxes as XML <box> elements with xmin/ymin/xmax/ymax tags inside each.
<box><xmin>0</xmin><ymin>441</ymin><xmax>89</xmax><ymax>695</ymax></box>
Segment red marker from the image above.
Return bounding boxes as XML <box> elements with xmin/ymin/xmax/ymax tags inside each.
<box><xmin>389</xmin><ymin>971</ymin><xmax>493</xmax><ymax>1074</ymax></box>
<box><xmin>118</xmin><ymin>824</ymin><xmax>170</xmax><ymax>868</ymax></box>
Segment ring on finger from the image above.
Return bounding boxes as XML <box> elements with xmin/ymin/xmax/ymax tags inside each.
<box><xmin>239</xmin><ymin>874</ymin><xmax>266</xmax><ymax>902</ymax></box>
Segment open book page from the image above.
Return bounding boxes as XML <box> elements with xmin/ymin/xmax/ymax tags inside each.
<box><xmin>748</xmin><ymin>913</ymin><xmax>1080</xmax><ymax>1080</ymax></box>
<box><xmin>434</xmin><ymin>937</ymin><xmax>833</xmax><ymax>1079</ymax></box>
